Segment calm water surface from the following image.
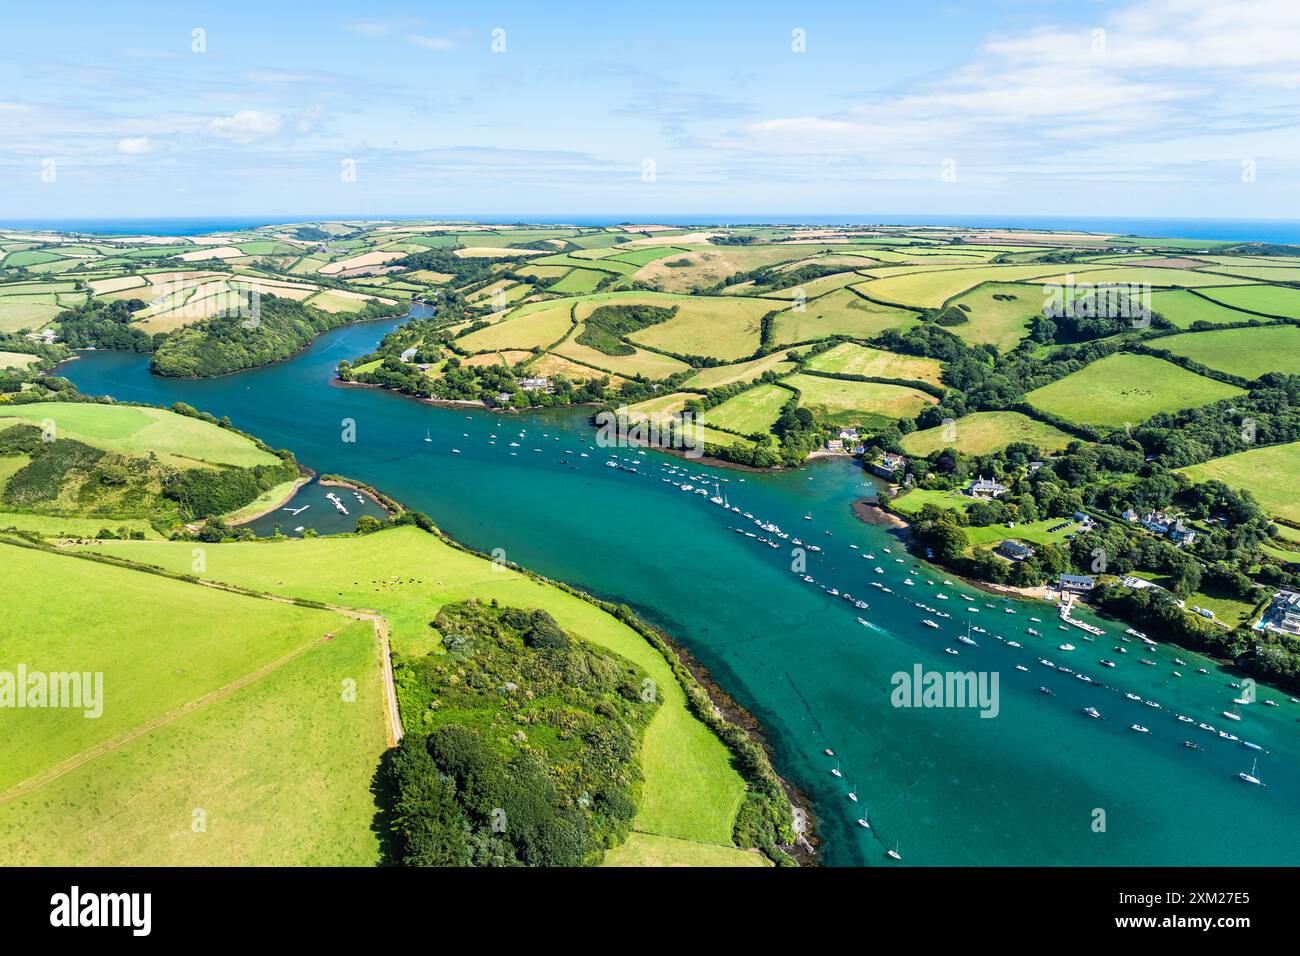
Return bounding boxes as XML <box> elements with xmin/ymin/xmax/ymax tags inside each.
<box><xmin>59</xmin><ymin>315</ymin><xmax>1300</xmax><ymax>866</ymax></box>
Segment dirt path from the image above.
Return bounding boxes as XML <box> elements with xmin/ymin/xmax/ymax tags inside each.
<box><xmin>175</xmin><ymin>576</ymin><xmax>403</xmax><ymax>745</ymax></box>
<box><xmin>0</xmin><ymin>630</ymin><xmax>336</xmax><ymax>807</ymax></box>
<box><xmin>20</xmin><ymin>548</ymin><xmax>407</xmax><ymax>801</ymax></box>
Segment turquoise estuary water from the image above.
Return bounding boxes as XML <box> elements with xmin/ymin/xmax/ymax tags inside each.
<box><xmin>59</xmin><ymin>315</ymin><xmax>1300</xmax><ymax>866</ymax></box>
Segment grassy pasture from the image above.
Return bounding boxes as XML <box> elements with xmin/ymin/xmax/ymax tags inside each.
<box><xmin>1152</xmin><ymin>324</ymin><xmax>1300</xmax><ymax>379</ymax></box>
<box><xmin>0</xmin><ymin>543</ymin><xmax>351</xmax><ymax>795</ymax></box>
<box><xmin>0</xmin><ymin>607</ymin><xmax>386</xmax><ymax>866</ymax></box>
<box><xmin>857</xmin><ymin>264</ymin><xmax>1106</xmax><ymax>308</ymax></box>
<box><xmin>1149</xmin><ymin>289</ymin><xmax>1262</xmax><ymax>328</ymax></box>
<box><xmin>0</xmin><ymin>510</ymin><xmax>162</xmax><ymax>539</ymax></box>
<box><xmin>786</xmin><ymin>373</ymin><xmax>937</xmax><ymax>426</ymax></box>
<box><xmin>944</xmin><ymin>282</ymin><xmax>1046</xmax><ymax>351</ymax></box>
<box><xmin>804</xmin><ymin>343</ymin><xmax>943</xmax><ymax>385</ymax></box>
<box><xmin>1198</xmin><ymin>284</ymin><xmax>1300</xmax><ymax>319</ymax></box>
<box><xmin>0</xmin><ymin>351</ymin><xmax>38</xmax><ymax>369</ymax></box>
<box><xmin>683</xmin><ymin>349</ymin><xmax>800</xmax><ymax>389</ymax></box>
<box><xmin>1023</xmin><ymin>353</ymin><xmax>1245</xmax><ymax>428</ymax></box>
<box><xmin>626</xmin><ymin>295</ymin><xmax>772</xmax><ymax>361</ymax></box>
<box><xmin>0</xmin><ymin>402</ymin><xmax>278</xmax><ymax>469</ymax></box>
<box><xmin>602</xmin><ymin>832</ymin><xmax>768</xmax><ymax>867</ymax></box>
<box><xmin>1179</xmin><ymin>441</ymin><xmax>1300</xmax><ymax>522</ymax></box>
<box><xmin>769</xmin><ymin>288</ymin><xmax>916</xmax><ymax>344</ymax></box>
<box><xmin>0</xmin><ymin>298</ymin><xmax>62</xmax><ymax>332</ymax></box>
<box><xmin>548</xmin><ymin>268</ymin><xmax>608</xmax><ymax>294</ymax></box>
<box><xmin>526</xmin><ymin>352</ymin><xmax>623</xmax><ymax>385</ymax></box>
<box><xmin>457</xmin><ymin>303</ymin><xmax>573</xmax><ymax>352</ymax></box>
<box><xmin>1199</xmin><ymin>266</ymin><xmax>1300</xmax><ymax>282</ymax></box>
<box><xmin>624</xmin><ymin>392</ymin><xmax>692</xmax><ymax>425</ymax></box>
<box><xmin>702</xmin><ymin>384</ymin><xmax>791</xmax><ymax>435</ymax></box>
<box><xmin>632</xmin><ymin>243</ymin><xmax>861</xmax><ymax>292</ymax></box>
<box><xmin>555</xmin><ymin>336</ymin><xmax>690</xmax><ymax>379</ymax></box>
<box><xmin>1027</xmin><ymin>267</ymin><xmax>1254</xmax><ymax>288</ymax></box>
<box><xmin>70</xmin><ymin>528</ymin><xmax>748</xmax><ymax>848</ymax></box>
<box><xmin>899</xmin><ymin>411</ymin><xmax>1077</xmax><ymax>456</ymax></box>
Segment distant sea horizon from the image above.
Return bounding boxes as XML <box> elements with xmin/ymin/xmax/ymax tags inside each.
<box><xmin>5</xmin><ymin>213</ymin><xmax>1300</xmax><ymax>243</ymax></box>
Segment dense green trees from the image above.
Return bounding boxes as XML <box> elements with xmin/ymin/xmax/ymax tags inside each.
<box><xmin>58</xmin><ymin>300</ymin><xmax>155</xmax><ymax>352</ymax></box>
<box><xmin>151</xmin><ymin>295</ymin><xmax>402</xmax><ymax>378</ymax></box>
<box><xmin>575</xmin><ymin>304</ymin><xmax>677</xmax><ymax>356</ymax></box>
<box><xmin>383</xmin><ymin>600</ymin><xmax>657</xmax><ymax>867</ymax></box>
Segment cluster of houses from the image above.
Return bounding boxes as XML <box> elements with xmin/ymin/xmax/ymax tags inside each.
<box><xmin>1257</xmin><ymin>590</ymin><xmax>1300</xmax><ymax>637</ymax></box>
<box><xmin>868</xmin><ymin>449</ymin><xmax>905</xmax><ymax>478</ymax></box>
<box><xmin>825</xmin><ymin>428</ymin><xmax>865</xmax><ymax>456</ymax></box>
<box><xmin>1124</xmin><ymin>509</ymin><xmax>1197</xmax><ymax>546</ymax></box>
<box><xmin>26</xmin><ymin>328</ymin><xmax>56</xmax><ymax>346</ymax></box>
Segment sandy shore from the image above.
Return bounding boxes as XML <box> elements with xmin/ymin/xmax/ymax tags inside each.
<box><xmin>851</xmin><ymin>497</ymin><xmax>908</xmax><ymax>529</ymax></box>
<box><xmin>226</xmin><ymin>476</ymin><xmax>310</xmax><ymax>526</ymax></box>
<box><xmin>855</xmin><ymin>497</ymin><xmax>1049</xmax><ymax>600</ymax></box>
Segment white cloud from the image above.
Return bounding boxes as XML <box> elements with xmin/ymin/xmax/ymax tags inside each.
<box><xmin>408</xmin><ymin>34</ymin><xmax>457</xmax><ymax>52</ymax></box>
<box><xmin>117</xmin><ymin>136</ymin><xmax>154</xmax><ymax>155</ymax></box>
<box><xmin>727</xmin><ymin>0</ymin><xmax>1300</xmax><ymax>179</ymax></box>
<box><xmin>207</xmin><ymin>110</ymin><xmax>284</xmax><ymax>144</ymax></box>
<box><xmin>346</xmin><ymin>20</ymin><xmax>391</xmax><ymax>38</ymax></box>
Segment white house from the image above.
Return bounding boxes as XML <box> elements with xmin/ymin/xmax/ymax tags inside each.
<box><xmin>967</xmin><ymin>476</ymin><xmax>1008</xmax><ymax>498</ymax></box>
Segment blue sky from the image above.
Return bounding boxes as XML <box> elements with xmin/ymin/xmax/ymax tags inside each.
<box><xmin>3</xmin><ymin>0</ymin><xmax>1300</xmax><ymax>220</ymax></box>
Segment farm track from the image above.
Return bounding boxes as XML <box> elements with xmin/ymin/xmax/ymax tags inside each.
<box><xmin>0</xmin><ymin>628</ymin><xmax>336</xmax><ymax>807</ymax></box>
<box><xmin>1</xmin><ymin>545</ymin><xmax>405</xmax><ymax>805</ymax></box>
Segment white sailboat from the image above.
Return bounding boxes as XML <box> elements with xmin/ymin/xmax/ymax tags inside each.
<box><xmin>1239</xmin><ymin>758</ymin><xmax>1263</xmax><ymax>786</ymax></box>
<box><xmin>887</xmin><ymin>842</ymin><xmax>901</xmax><ymax>861</ymax></box>
<box><xmin>423</xmin><ymin>429</ymin><xmax>432</xmax><ymax>443</ymax></box>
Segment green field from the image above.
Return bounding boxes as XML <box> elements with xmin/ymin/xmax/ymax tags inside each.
<box><xmin>945</xmin><ymin>282</ymin><xmax>1048</xmax><ymax>351</ymax></box>
<box><xmin>857</xmin><ymin>264</ymin><xmax>1105</xmax><ymax>308</ymax></box>
<box><xmin>554</xmin><ymin>336</ymin><xmax>691</xmax><ymax>379</ymax></box>
<box><xmin>0</xmin><ymin>297</ymin><xmax>62</xmax><ymax>332</ymax></box>
<box><xmin>548</xmin><ymin>267</ymin><xmax>607</xmax><ymax>294</ymax></box>
<box><xmin>900</xmin><ymin>411</ymin><xmax>1077</xmax><ymax>456</ymax></box>
<box><xmin>0</xmin><ymin>601</ymin><xmax>386</xmax><ymax>865</ymax></box>
<box><xmin>0</xmin><ymin>351</ymin><xmax>38</xmax><ymax>369</ymax></box>
<box><xmin>0</xmin><ymin>510</ymin><xmax>163</xmax><ymax>539</ymax></box>
<box><xmin>602</xmin><ymin>832</ymin><xmax>769</xmax><ymax>867</ymax></box>
<box><xmin>769</xmin><ymin>288</ymin><xmax>917</xmax><ymax>343</ymax></box>
<box><xmin>1152</xmin><ymin>324</ymin><xmax>1300</xmax><ymax>379</ymax></box>
<box><xmin>787</xmin><ymin>373</ymin><xmax>937</xmax><ymax>426</ymax></box>
<box><xmin>683</xmin><ymin>349</ymin><xmax>800</xmax><ymax>389</ymax></box>
<box><xmin>619</xmin><ymin>294</ymin><xmax>772</xmax><ymax>361</ymax></box>
<box><xmin>0</xmin><ymin>543</ymin><xmax>356</xmax><ymax>795</ymax></box>
<box><xmin>1179</xmin><ymin>440</ymin><xmax>1300</xmax><ymax>522</ymax></box>
<box><xmin>889</xmin><ymin>487</ymin><xmax>972</xmax><ymax>516</ymax></box>
<box><xmin>1023</xmin><ymin>353</ymin><xmax>1245</xmax><ymax>428</ymax></box>
<box><xmin>1028</xmin><ymin>267</ymin><xmax>1253</xmax><ymax>289</ymax></box>
<box><xmin>70</xmin><ymin>527</ymin><xmax>748</xmax><ymax>848</ymax></box>
<box><xmin>804</xmin><ymin>342</ymin><xmax>943</xmax><ymax>385</ymax></box>
<box><xmin>1149</xmin><ymin>289</ymin><xmax>1261</xmax><ymax>328</ymax></box>
<box><xmin>458</xmin><ymin>302</ymin><xmax>573</xmax><ymax>352</ymax></box>
<box><xmin>0</xmin><ymin>402</ymin><xmax>278</xmax><ymax>469</ymax></box>
<box><xmin>964</xmin><ymin>518</ymin><xmax>1078</xmax><ymax>550</ymax></box>
<box><xmin>1198</xmin><ymin>284</ymin><xmax>1300</xmax><ymax>319</ymax></box>
<box><xmin>702</xmin><ymin>384</ymin><xmax>791</xmax><ymax>435</ymax></box>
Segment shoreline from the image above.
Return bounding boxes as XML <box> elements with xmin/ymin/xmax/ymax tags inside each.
<box><xmin>650</xmin><ymin>626</ymin><xmax>819</xmax><ymax>864</ymax></box>
<box><xmin>225</xmin><ymin>475</ymin><xmax>312</xmax><ymax>527</ymax></box>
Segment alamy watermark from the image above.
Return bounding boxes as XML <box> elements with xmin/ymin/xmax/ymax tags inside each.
<box><xmin>1042</xmin><ymin>274</ymin><xmax>1152</xmax><ymax>327</ymax></box>
<box><xmin>890</xmin><ymin>664</ymin><xmax>1000</xmax><ymax>718</ymax></box>
<box><xmin>1</xmin><ymin>665</ymin><xmax>103</xmax><ymax>718</ymax></box>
